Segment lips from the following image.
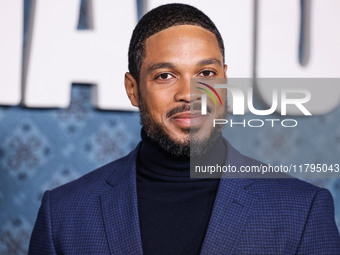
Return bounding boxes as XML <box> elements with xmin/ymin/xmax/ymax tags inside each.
<box><xmin>170</xmin><ymin>111</ymin><xmax>207</xmax><ymax>128</ymax></box>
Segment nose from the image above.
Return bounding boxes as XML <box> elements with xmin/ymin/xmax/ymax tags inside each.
<box><xmin>174</xmin><ymin>77</ymin><xmax>201</xmax><ymax>103</ymax></box>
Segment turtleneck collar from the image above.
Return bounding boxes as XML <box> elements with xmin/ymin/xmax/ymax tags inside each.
<box><xmin>137</xmin><ymin>129</ymin><xmax>227</xmax><ymax>182</ymax></box>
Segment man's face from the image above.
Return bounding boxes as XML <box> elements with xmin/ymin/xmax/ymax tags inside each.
<box><xmin>127</xmin><ymin>25</ymin><xmax>227</xmax><ymax>157</ymax></box>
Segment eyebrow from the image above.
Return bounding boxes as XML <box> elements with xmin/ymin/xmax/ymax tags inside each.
<box><xmin>147</xmin><ymin>62</ymin><xmax>176</xmax><ymax>73</ymax></box>
<box><xmin>146</xmin><ymin>58</ymin><xmax>223</xmax><ymax>74</ymax></box>
<box><xmin>197</xmin><ymin>58</ymin><xmax>222</xmax><ymax>67</ymax></box>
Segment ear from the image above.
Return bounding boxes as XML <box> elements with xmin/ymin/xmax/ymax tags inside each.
<box><xmin>124</xmin><ymin>72</ymin><xmax>139</xmax><ymax>107</ymax></box>
<box><xmin>224</xmin><ymin>64</ymin><xmax>228</xmax><ymax>78</ymax></box>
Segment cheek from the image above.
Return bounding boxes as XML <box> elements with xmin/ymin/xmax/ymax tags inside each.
<box><xmin>144</xmin><ymin>92</ymin><xmax>170</xmax><ymax>119</ymax></box>
<box><xmin>220</xmin><ymin>92</ymin><xmax>227</xmax><ymax>107</ymax></box>
<box><xmin>215</xmin><ymin>93</ymin><xmax>227</xmax><ymax>116</ymax></box>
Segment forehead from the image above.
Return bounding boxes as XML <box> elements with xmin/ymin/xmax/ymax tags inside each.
<box><xmin>142</xmin><ymin>25</ymin><xmax>222</xmax><ymax>65</ymax></box>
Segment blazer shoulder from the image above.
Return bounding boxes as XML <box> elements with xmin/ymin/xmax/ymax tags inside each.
<box><xmin>225</xmin><ymin>140</ymin><xmax>324</xmax><ymax>197</ymax></box>
<box><xmin>48</xmin><ymin>143</ymin><xmax>140</xmax><ymax>203</ymax></box>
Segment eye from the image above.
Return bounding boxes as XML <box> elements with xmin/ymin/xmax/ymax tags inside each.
<box><xmin>155</xmin><ymin>73</ymin><xmax>173</xmax><ymax>80</ymax></box>
<box><xmin>199</xmin><ymin>70</ymin><xmax>216</xmax><ymax>77</ymax></box>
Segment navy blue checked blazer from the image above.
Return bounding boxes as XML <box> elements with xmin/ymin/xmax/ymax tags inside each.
<box><xmin>29</xmin><ymin>140</ymin><xmax>340</xmax><ymax>254</ymax></box>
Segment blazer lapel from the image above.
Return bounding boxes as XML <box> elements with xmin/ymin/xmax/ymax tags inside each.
<box><xmin>100</xmin><ymin>145</ymin><xmax>143</xmax><ymax>255</ymax></box>
<box><xmin>200</xmin><ymin>141</ymin><xmax>258</xmax><ymax>255</ymax></box>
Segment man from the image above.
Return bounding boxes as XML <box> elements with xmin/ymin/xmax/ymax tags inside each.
<box><xmin>29</xmin><ymin>3</ymin><xmax>340</xmax><ymax>254</ymax></box>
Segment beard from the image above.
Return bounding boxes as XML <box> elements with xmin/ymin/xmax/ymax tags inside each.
<box><xmin>138</xmin><ymin>91</ymin><xmax>229</xmax><ymax>159</ymax></box>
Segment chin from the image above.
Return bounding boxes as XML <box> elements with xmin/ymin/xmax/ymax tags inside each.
<box><xmin>167</xmin><ymin>132</ymin><xmax>190</xmax><ymax>146</ymax></box>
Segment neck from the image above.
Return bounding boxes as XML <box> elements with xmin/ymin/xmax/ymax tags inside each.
<box><xmin>137</xmin><ymin>129</ymin><xmax>227</xmax><ymax>181</ymax></box>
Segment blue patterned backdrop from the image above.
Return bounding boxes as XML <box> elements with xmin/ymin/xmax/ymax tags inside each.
<box><xmin>1</xmin><ymin>0</ymin><xmax>340</xmax><ymax>254</ymax></box>
<box><xmin>1</xmin><ymin>84</ymin><xmax>340</xmax><ymax>254</ymax></box>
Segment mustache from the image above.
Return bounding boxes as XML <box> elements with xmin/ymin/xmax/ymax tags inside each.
<box><xmin>166</xmin><ymin>103</ymin><xmax>212</xmax><ymax>118</ymax></box>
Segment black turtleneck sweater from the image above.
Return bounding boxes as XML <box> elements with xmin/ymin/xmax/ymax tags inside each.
<box><xmin>137</xmin><ymin>131</ymin><xmax>227</xmax><ymax>255</ymax></box>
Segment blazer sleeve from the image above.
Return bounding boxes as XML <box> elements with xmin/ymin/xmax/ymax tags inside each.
<box><xmin>28</xmin><ymin>191</ymin><xmax>57</xmax><ymax>255</ymax></box>
<box><xmin>297</xmin><ymin>188</ymin><xmax>340</xmax><ymax>254</ymax></box>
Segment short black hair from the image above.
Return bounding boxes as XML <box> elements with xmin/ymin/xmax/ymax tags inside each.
<box><xmin>128</xmin><ymin>3</ymin><xmax>225</xmax><ymax>83</ymax></box>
